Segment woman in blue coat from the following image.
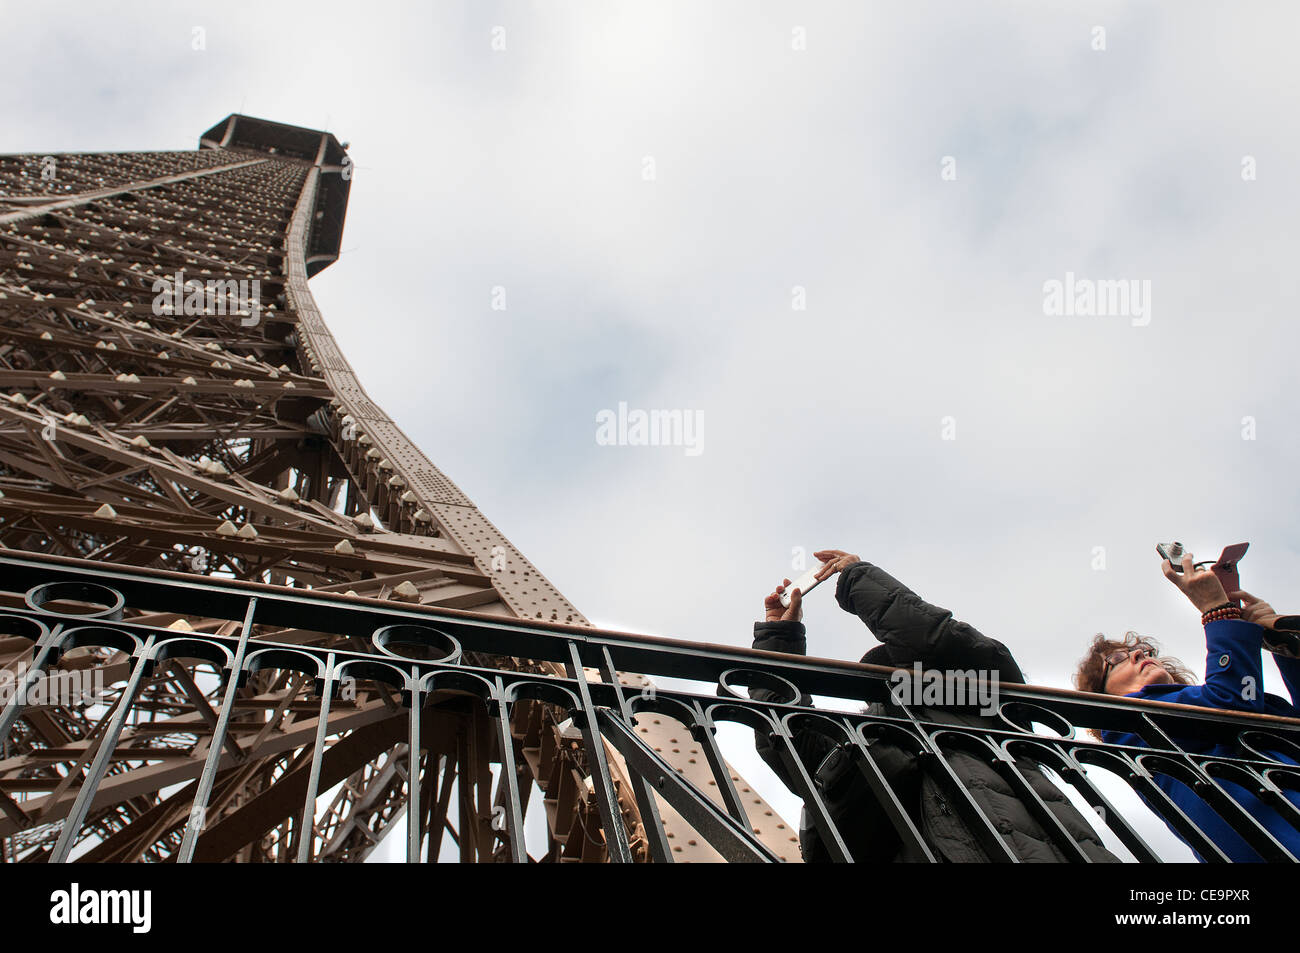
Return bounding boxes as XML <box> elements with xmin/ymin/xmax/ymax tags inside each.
<box><xmin>1075</xmin><ymin>553</ymin><xmax>1300</xmax><ymax>861</ymax></box>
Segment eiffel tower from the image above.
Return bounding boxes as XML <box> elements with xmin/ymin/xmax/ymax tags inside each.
<box><xmin>0</xmin><ymin>116</ymin><xmax>798</xmax><ymax>862</ymax></box>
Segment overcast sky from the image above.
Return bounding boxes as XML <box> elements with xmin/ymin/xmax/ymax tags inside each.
<box><xmin>6</xmin><ymin>0</ymin><xmax>1299</xmax><ymax>862</ymax></box>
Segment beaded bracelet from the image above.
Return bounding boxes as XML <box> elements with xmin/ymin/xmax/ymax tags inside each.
<box><xmin>1202</xmin><ymin>605</ymin><xmax>1243</xmax><ymax>624</ymax></box>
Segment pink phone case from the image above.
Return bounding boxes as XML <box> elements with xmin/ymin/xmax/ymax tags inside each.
<box><xmin>1211</xmin><ymin>543</ymin><xmax>1249</xmax><ymax>600</ymax></box>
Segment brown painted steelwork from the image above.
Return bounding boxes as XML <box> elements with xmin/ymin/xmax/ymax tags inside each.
<box><xmin>0</xmin><ymin>116</ymin><xmax>799</xmax><ymax>862</ymax></box>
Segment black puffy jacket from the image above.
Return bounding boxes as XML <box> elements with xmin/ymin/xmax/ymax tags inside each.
<box><xmin>751</xmin><ymin>562</ymin><xmax>1117</xmax><ymax>863</ymax></box>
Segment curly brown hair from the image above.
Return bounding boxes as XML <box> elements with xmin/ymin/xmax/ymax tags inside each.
<box><xmin>1074</xmin><ymin>631</ymin><xmax>1197</xmax><ymax>696</ymax></box>
<box><xmin>1074</xmin><ymin>631</ymin><xmax>1198</xmax><ymax>740</ymax></box>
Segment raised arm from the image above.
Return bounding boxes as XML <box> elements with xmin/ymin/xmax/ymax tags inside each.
<box><xmin>749</xmin><ymin>581</ymin><xmax>837</xmax><ymax>795</ymax></box>
<box><xmin>1161</xmin><ymin>559</ymin><xmax>1287</xmax><ymax>711</ymax></box>
<box><xmin>814</xmin><ymin>550</ymin><xmax>1025</xmax><ymax>683</ymax></box>
<box><xmin>1185</xmin><ymin>618</ymin><xmax>1269</xmax><ymax>710</ymax></box>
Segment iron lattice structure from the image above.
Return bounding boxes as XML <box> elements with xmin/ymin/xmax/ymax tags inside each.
<box><xmin>0</xmin><ymin>116</ymin><xmax>799</xmax><ymax>862</ymax></box>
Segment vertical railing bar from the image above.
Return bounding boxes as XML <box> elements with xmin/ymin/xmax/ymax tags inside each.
<box><xmin>845</xmin><ymin>722</ymin><xmax>937</xmax><ymax>862</ymax></box>
<box><xmin>690</xmin><ymin>701</ymin><xmax>753</xmax><ymax>829</ymax></box>
<box><xmin>594</xmin><ymin>708</ymin><xmax>781</xmax><ymax>862</ymax></box>
<box><xmin>407</xmin><ymin>674</ymin><xmax>422</xmax><ymax>864</ymax></box>
<box><xmin>1061</xmin><ymin>751</ymin><xmax>1162</xmax><ymax>863</ymax></box>
<box><xmin>491</xmin><ymin>679</ymin><xmax>528</xmax><ymax>863</ymax></box>
<box><xmin>1122</xmin><ymin>758</ymin><xmax>1232</xmax><ymax>862</ymax></box>
<box><xmin>564</xmin><ymin>641</ymin><xmax>634</xmax><ymax>862</ymax></box>
<box><xmin>0</xmin><ymin>623</ymin><xmax>63</xmax><ymax>748</ymax></box>
<box><xmin>920</xmin><ymin>731</ymin><xmax>1019</xmax><ymax>863</ymax></box>
<box><xmin>47</xmin><ymin>633</ymin><xmax>157</xmax><ymax>863</ymax></box>
<box><xmin>294</xmin><ymin>652</ymin><xmax>335</xmax><ymax>863</ymax></box>
<box><xmin>988</xmin><ymin>743</ymin><xmax>1091</xmax><ymax>862</ymax></box>
<box><xmin>167</xmin><ymin>660</ymin><xmax>244</xmax><ymax>760</ymax></box>
<box><xmin>175</xmin><ymin>596</ymin><xmax>258</xmax><ymax>863</ymax></box>
<box><xmin>1187</xmin><ymin>760</ymin><xmax>1297</xmax><ymax>862</ymax></box>
<box><xmin>1256</xmin><ymin>767</ymin><xmax>1300</xmax><ymax>831</ymax></box>
<box><xmin>595</xmin><ymin>646</ymin><xmax>673</xmax><ymax>863</ymax></box>
<box><xmin>769</xmin><ymin>715</ymin><xmax>855</xmax><ymax>862</ymax></box>
<box><xmin>1138</xmin><ymin>711</ymin><xmax>1184</xmax><ymax>753</ymax></box>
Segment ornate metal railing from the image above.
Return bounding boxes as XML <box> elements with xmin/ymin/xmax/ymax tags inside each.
<box><xmin>1</xmin><ymin>550</ymin><xmax>1297</xmax><ymax>863</ymax></box>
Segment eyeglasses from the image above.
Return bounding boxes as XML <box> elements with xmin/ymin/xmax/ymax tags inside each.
<box><xmin>1100</xmin><ymin>643</ymin><xmax>1158</xmax><ymax>689</ymax></box>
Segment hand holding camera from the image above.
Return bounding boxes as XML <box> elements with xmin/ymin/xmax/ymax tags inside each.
<box><xmin>1161</xmin><ymin>552</ymin><xmax>1231</xmax><ymax>613</ymax></box>
<box><xmin>1157</xmin><ymin>540</ymin><xmax>1300</xmax><ymax>656</ymax></box>
<box><xmin>765</xmin><ymin>579</ymin><xmax>803</xmax><ymax>623</ymax></box>
<box><xmin>1158</xmin><ymin>541</ymin><xmax>1247</xmax><ymax>594</ymax></box>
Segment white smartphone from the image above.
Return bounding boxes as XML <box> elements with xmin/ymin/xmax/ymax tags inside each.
<box><xmin>779</xmin><ymin>562</ymin><xmax>829</xmax><ymax>608</ymax></box>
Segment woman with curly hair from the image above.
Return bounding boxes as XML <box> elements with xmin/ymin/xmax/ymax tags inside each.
<box><xmin>1075</xmin><ymin>553</ymin><xmax>1300</xmax><ymax>861</ymax></box>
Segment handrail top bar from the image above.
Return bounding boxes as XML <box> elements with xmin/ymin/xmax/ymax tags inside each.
<box><xmin>2</xmin><ymin>548</ymin><xmax>1297</xmax><ymax>729</ymax></box>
